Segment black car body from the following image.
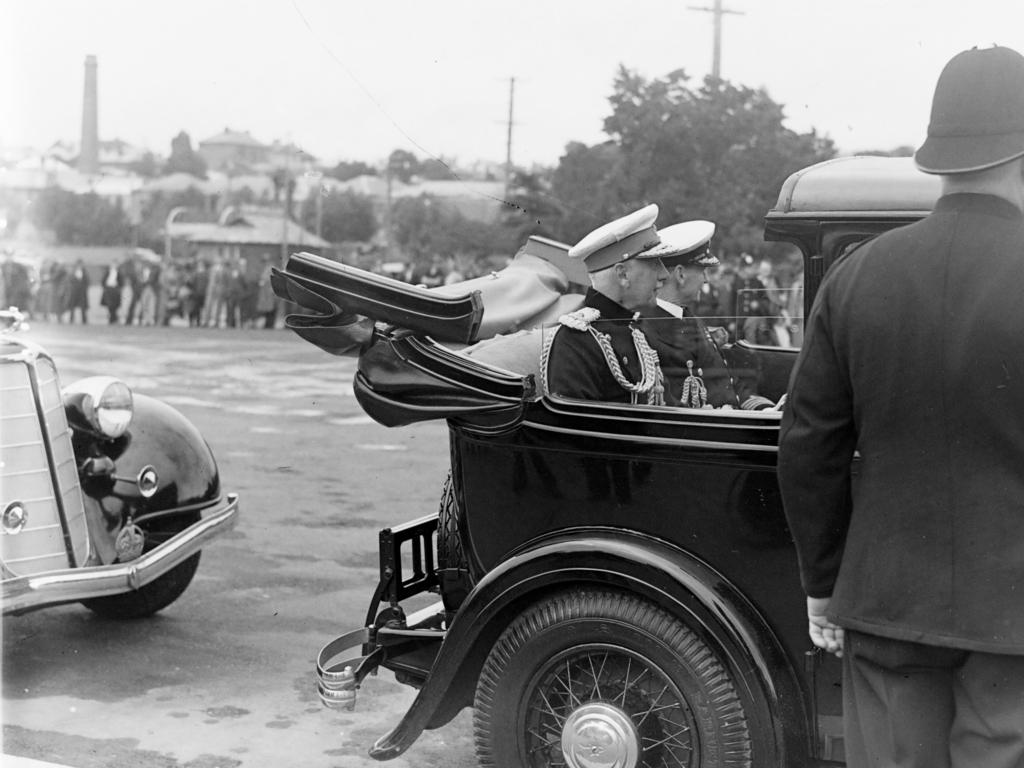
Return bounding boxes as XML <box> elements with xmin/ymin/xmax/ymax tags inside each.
<box><xmin>1</xmin><ymin>310</ymin><xmax>239</xmax><ymax>617</ymax></box>
<box><xmin>272</xmin><ymin>156</ymin><xmax>939</xmax><ymax>767</ymax></box>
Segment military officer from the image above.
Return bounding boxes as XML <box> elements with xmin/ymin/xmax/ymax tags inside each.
<box><xmin>638</xmin><ymin>220</ymin><xmax>769</xmax><ymax>409</ymax></box>
<box><xmin>542</xmin><ymin>204</ymin><xmax>669</xmax><ymax>404</ymax></box>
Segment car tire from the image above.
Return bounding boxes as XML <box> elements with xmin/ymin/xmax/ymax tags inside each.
<box><xmin>436</xmin><ymin>472</ymin><xmax>466</xmax><ymax>574</ymax></box>
<box><xmin>81</xmin><ymin>512</ymin><xmax>202</xmax><ymax>619</ymax></box>
<box><xmin>473</xmin><ymin>588</ymin><xmax>756</xmax><ymax>768</ymax></box>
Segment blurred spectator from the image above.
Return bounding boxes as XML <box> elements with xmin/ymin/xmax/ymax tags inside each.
<box><xmin>136</xmin><ymin>262</ymin><xmax>158</xmax><ymax>326</ymax></box>
<box><xmin>731</xmin><ymin>253</ymin><xmax>769</xmax><ymax>343</ymax></box>
<box><xmin>256</xmin><ymin>254</ymin><xmax>277</xmax><ymax>329</ymax></box>
<box><xmin>66</xmin><ymin>259</ymin><xmax>90</xmax><ymax>324</ymax></box>
<box><xmin>224</xmin><ymin>259</ymin><xmax>248</xmax><ymax>328</ymax></box>
<box><xmin>443</xmin><ymin>256</ymin><xmax>465</xmax><ymax>285</ymax></box>
<box><xmin>35</xmin><ymin>259</ymin><xmax>57</xmax><ymax>320</ymax></box>
<box><xmin>411</xmin><ymin>255</ymin><xmax>445</xmax><ymax>287</ymax></box>
<box><xmin>202</xmin><ymin>257</ymin><xmax>227</xmax><ymax>328</ymax></box>
<box><xmin>123</xmin><ymin>256</ymin><xmax>143</xmax><ymax>325</ymax></box>
<box><xmin>785</xmin><ymin>273</ymin><xmax>804</xmax><ymax>347</ymax></box>
<box><xmin>238</xmin><ymin>258</ymin><xmax>257</xmax><ymax>327</ymax></box>
<box><xmin>754</xmin><ymin>259</ymin><xmax>785</xmax><ymax>345</ymax></box>
<box><xmin>52</xmin><ymin>262</ymin><xmax>70</xmax><ymax>322</ymax></box>
<box><xmin>157</xmin><ymin>260</ymin><xmax>177</xmax><ymax>326</ymax></box>
<box><xmin>99</xmin><ymin>263</ymin><xmax>124</xmax><ymax>324</ymax></box>
<box><xmin>1</xmin><ymin>252</ymin><xmax>34</xmax><ymax>316</ymax></box>
<box><xmin>187</xmin><ymin>261</ymin><xmax>208</xmax><ymax>327</ymax></box>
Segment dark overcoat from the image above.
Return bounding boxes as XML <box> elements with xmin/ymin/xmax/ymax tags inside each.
<box><xmin>778</xmin><ymin>193</ymin><xmax>1024</xmax><ymax>653</ymax></box>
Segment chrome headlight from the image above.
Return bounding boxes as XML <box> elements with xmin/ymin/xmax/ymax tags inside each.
<box><xmin>63</xmin><ymin>376</ymin><xmax>134</xmax><ymax>439</ymax></box>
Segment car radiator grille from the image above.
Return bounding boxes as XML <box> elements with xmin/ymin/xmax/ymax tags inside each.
<box><xmin>1</xmin><ymin>357</ymin><xmax>89</xmax><ymax>576</ymax></box>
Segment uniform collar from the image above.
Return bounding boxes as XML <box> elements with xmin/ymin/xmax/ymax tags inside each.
<box><xmin>934</xmin><ymin>192</ymin><xmax>1024</xmax><ymax>220</ymax></box>
<box><xmin>584</xmin><ymin>287</ymin><xmax>637</xmax><ymax>321</ymax></box>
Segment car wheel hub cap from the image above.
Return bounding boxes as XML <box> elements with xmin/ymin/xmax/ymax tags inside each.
<box><xmin>561</xmin><ymin>702</ymin><xmax>639</xmax><ymax>768</ymax></box>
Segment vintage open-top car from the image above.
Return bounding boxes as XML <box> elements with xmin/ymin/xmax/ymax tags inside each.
<box><xmin>1</xmin><ymin>309</ymin><xmax>239</xmax><ymax>617</ymax></box>
<box><xmin>271</xmin><ymin>155</ymin><xmax>940</xmax><ymax>768</ymax></box>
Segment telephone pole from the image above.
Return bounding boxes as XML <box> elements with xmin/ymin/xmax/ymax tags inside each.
<box><xmin>504</xmin><ymin>76</ymin><xmax>515</xmax><ymax>200</ymax></box>
<box><xmin>687</xmin><ymin>0</ymin><xmax>744</xmax><ymax>79</ymax></box>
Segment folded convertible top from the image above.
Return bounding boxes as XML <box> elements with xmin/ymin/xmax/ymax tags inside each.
<box><xmin>271</xmin><ymin>236</ymin><xmax>582</xmax><ymax>353</ymax></box>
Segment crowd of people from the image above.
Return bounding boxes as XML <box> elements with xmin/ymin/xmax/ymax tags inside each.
<box><xmin>1</xmin><ymin>251</ymin><xmax>280</xmax><ymax>329</ymax></box>
<box><xmin>385</xmin><ymin>249</ymin><xmax>804</xmax><ymax>348</ymax></box>
<box><xmin>3</xmin><ymin>244</ymin><xmax>802</xmax><ymax>344</ymax></box>
<box><xmin>1</xmin><ymin>253</ymin><xmax>92</xmax><ymax>324</ymax></box>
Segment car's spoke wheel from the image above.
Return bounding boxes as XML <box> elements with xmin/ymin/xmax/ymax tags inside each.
<box><xmin>474</xmin><ymin>589</ymin><xmax>755</xmax><ymax>768</ymax></box>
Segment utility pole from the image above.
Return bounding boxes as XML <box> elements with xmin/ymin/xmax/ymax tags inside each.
<box><xmin>504</xmin><ymin>77</ymin><xmax>515</xmax><ymax>200</ymax></box>
<box><xmin>280</xmin><ymin>142</ymin><xmax>290</xmax><ymax>266</ymax></box>
<box><xmin>687</xmin><ymin>0</ymin><xmax>744</xmax><ymax>79</ymax></box>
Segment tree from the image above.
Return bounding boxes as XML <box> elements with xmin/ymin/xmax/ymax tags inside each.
<box><xmin>299</xmin><ymin>189</ymin><xmax>377</xmax><ymax>243</ymax></box>
<box><xmin>165</xmin><ymin>131</ymin><xmax>207</xmax><ymax>178</ymax></box>
<box><xmin>527</xmin><ymin>67</ymin><xmax>835</xmax><ymax>257</ymax></box>
<box><xmin>391</xmin><ymin>195</ymin><xmax>507</xmax><ymax>272</ymax></box>
<box><xmin>387</xmin><ymin>149</ymin><xmax>419</xmax><ymax>184</ymax></box>
<box><xmin>498</xmin><ymin>168</ymin><xmax>566</xmax><ymax>246</ymax></box>
<box><xmin>135</xmin><ymin>187</ymin><xmax>211</xmax><ymax>250</ymax></box>
<box><xmin>549</xmin><ymin>141</ymin><xmax>629</xmax><ymax>243</ymax></box>
<box><xmin>327</xmin><ymin>160</ymin><xmax>378</xmax><ymax>181</ymax></box>
<box><xmin>418</xmin><ymin>157</ymin><xmax>455</xmax><ymax>181</ymax></box>
<box><xmin>31</xmin><ymin>188</ymin><xmax>132</xmax><ymax>245</ymax></box>
<box><xmin>600</xmin><ymin>66</ymin><xmax>835</xmax><ymax>255</ymax></box>
<box><xmin>128</xmin><ymin>151</ymin><xmax>159</xmax><ymax>178</ymax></box>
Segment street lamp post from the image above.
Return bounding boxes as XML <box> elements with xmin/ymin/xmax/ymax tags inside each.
<box><xmin>164</xmin><ymin>205</ymin><xmax>186</xmax><ymax>262</ymax></box>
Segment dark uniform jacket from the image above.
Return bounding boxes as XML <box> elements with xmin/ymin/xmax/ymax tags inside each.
<box><xmin>642</xmin><ymin>303</ymin><xmax>751</xmax><ymax>408</ymax></box>
<box><xmin>778</xmin><ymin>193</ymin><xmax>1024</xmax><ymax>653</ymax></box>
<box><xmin>546</xmin><ymin>288</ymin><xmax>650</xmax><ymax>403</ymax></box>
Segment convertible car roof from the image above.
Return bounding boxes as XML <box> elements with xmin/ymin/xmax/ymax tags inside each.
<box><xmin>769</xmin><ymin>156</ymin><xmax>942</xmax><ymax>218</ymax></box>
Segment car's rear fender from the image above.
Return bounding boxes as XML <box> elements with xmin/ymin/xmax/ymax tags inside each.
<box><xmin>370</xmin><ymin>527</ymin><xmax>807</xmax><ymax>764</ymax></box>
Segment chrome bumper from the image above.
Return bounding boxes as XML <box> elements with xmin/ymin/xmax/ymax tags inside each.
<box><xmin>1</xmin><ymin>493</ymin><xmax>239</xmax><ymax>615</ymax></box>
<box><xmin>316</xmin><ymin>603</ymin><xmax>446</xmax><ymax>710</ymax></box>
<box><xmin>316</xmin><ymin>626</ymin><xmax>377</xmax><ymax>710</ymax></box>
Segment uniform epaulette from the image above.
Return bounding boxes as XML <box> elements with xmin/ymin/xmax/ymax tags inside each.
<box><xmin>557</xmin><ymin>307</ymin><xmax>601</xmax><ymax>331</ymax></box>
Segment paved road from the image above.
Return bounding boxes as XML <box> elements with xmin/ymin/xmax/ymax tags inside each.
<box><xmin>3</xmin><ymin>321</ymin><xmax>476</xmax><ymax>768</ymax></box>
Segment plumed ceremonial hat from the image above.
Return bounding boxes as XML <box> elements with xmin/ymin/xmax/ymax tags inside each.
<box><xmin>568</xmin><ymin>204</ymin><xmax>662</xmax><ymax>273</ymax></box>
<box><xmin>915</xmin><ymin>45</ymin><xmax>1024</xmax><ymax>174</ymax></box>
<box><xmin>638</xmin><ymin>220</ymin><xmax>718</xmax><ymax>267</ymax></box>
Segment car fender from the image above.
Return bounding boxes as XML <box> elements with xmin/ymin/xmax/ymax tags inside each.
<box><xmin>74</xmin><ymin>393</ymin><xmax>222</xmax><ymax>562</ymax></box>
<box><xmin>370</xmin><ymin>527</ymin><xmax>805</xmax><ymax>763</ymax></box>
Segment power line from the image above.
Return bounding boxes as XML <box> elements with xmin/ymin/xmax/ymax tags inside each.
<box><xmin>687</xmin><ymin>0</ymin><xmax>745</xmax><ymax>79</ymax></box>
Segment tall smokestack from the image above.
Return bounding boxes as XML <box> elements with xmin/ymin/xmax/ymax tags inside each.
<box><xmin>79</xmin><ymin>54</ymin><xmax>99</xmax><ymax>175</ymax></box>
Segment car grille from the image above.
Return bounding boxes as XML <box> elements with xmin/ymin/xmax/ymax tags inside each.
<box><xmin>1</xmin><ymin>355</ymin><xmax>89</xmax><ymax>576</ymax></box>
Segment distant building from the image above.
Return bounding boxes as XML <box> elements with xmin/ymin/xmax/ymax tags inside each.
<box><xmin>329</xmin><ymin>174</ymin><xmax>505</xmax><ymax>224</ymax></box>
<box><xmin>394</xmin><ymin>179</ymin><xmax>505</xmax><ymax>222</ymax></box>
<box><xmin>197</xmin><ymin>129</ymin><xmax>270</xmax><ymax>172</ymax></box>
<box><xmin>266</xmin><ymin>140</ymin><xmax>316</xmax><ymax>170</ymax></box>
<box><xmin>44</xmin><ymin>138</ymin><xmax>156</xmax><ymax>174</ymax></box>
<box><xmin>0</xmin><ymin>154</ymin><xmax>145</xmax><ymax>207</ymax></box>
<box><xmin>165</xmin><ymin>205</ymin><xmax>331</xmax><ymax>276</ymax></box>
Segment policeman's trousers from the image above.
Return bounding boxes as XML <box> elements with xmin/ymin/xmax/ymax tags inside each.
<box><xmin>842</xmin><ymin>629</ymin><xmax>1024</xmax><ymax>768</ymax></box>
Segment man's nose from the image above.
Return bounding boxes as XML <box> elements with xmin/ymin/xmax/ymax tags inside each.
<box><xmin>655</xmin><ymin>260</ymin><xmax>669</xmax><ymax>281</ymax></box>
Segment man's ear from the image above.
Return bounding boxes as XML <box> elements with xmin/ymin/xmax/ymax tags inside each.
<box><xmin>614</xmin><ymin>262</ymin><xmax>630</xmax><ymax>283</ymax></box>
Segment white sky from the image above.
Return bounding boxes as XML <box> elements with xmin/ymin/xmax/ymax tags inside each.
<box><xmin>4</xmin><ymin>0</ymin><xmax>1024</xmax><ymax>168</ymax></box>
